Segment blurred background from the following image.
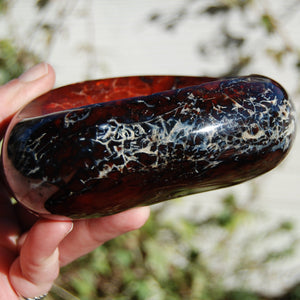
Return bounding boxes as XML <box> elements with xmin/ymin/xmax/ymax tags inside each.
<box><xmin>0</xmin><ymin>0</ymin><xmax>299</xmax><ymax>299</ymax></box>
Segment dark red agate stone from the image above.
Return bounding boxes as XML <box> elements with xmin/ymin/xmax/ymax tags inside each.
<box><xmin>2</xmin><ymin>75</ymin><xmax>296</xmax><ymax>218</ymax></box>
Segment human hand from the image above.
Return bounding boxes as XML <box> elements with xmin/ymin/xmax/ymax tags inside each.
<box><xmin>0</xmin><ymin>63</ymin><xmax>150</xmax><ymax>299</ymax></box>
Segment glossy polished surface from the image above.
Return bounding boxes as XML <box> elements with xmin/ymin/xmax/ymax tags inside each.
<box><xmin>2</xmin><ymin>75</ymin><xmax>296</xmax><ymax>218</ymax></box>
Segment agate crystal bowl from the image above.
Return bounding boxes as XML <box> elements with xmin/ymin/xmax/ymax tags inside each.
<box><xmin>1</xmin><ymin>75</ymin><xmax>296</xmax><ymax>218</ymax></box>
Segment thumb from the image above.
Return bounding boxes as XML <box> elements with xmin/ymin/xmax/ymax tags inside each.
<box><xmin>0</xmin><ymin>63</ymin><xmax>55</xmax><ymax>137</ymax></box>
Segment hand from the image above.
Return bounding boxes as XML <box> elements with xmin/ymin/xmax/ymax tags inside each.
<box><xmin>0</xmin><ymin>63</ymin><xmax>150</xmax><ymax>299</ymax></box>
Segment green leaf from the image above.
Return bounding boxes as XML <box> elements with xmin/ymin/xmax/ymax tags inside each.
<box><xmin>36</xmin><ymin>0</ymin><xmax>51</xmax><ymax>10</ymax></box>
<box><xmin>224</xmin><ymin>289</ymin><xmax>260</xmax><ymax>300</ymax></box>
<box><xmin>261</xmin><ymin>14</ymin><xmax>276</xmax><ymax>34</ymax></box>
<box><xmin>112</xmin><ymin>248</ymin><xmax>133</xmax><ymax>268</ymax></box>
<box><xmin>69</xmin><ymin>270</ymin><xmax>97</xmax><ymax>298</ymax></box>
<box><xmin>0</xmin><ymin>0</ymin><xmax>8</xmax><ymax>14</ymax></box>
<box><xmin>202</xmin><ymin>4</ymin><xmax>230</xmax><ymax>15</ymax></box>
<box><xmin>0</xmin><ymin>39</ymin><xmax>40</xmax><ymax>84</ymax></box>
<box><xmin>279</xmin><ymin>220</ymin><xmax>294</xmax><ymax>231</ymax></box>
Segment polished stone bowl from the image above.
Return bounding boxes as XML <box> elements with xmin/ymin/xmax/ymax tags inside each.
<box><xmin>2</xmin><ymin>75</ymin><xmax>296</xmax><ymax>218</ymax></box>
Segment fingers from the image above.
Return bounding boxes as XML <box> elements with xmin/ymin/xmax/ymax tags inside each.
<box><xmin>0</xmin><ymin>247</ymin><xmax>19</xmax><ymax>299</ymax></box>
<box><xmin>0</xmin><ymin>62</ymin><xmax>55</xmax><ymax>138</ymax></box>
<box><xmin>9</xmin><ymin>219</ymin><xmax>73</xmax><ymax>298</ymax></box>
<box><xmin>0</xmin><ymin>63</ymin><xmax>56</xmax><ymax>251</ymax></box>
<box><xmin>59</xmin><ymin>207</ymin><xmax>150</xmax><ymax>266</ymax></box>
<box><xmin>0</xmin><ymin>181</ymin><xmax>20</xmax><ymax>252</ymax></box>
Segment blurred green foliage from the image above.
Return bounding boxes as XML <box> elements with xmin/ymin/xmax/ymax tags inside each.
<box><xmin>0</xmin><ymin>39</ymin><xmax>40</xmax><ymax>84</ymax></box>
<box><xmin>36</xmin><ymin>0</ymin><xmax>51</xmax><ymax>10</ymax></box>
<box><xmin>54</xmin><ymin>204</ymin><xmax>224</xmax><ymax>299</ymax></box>
<box><xmin>0</xmin><ymin>39</ymin><xmax>24</xmax><ymax>84</ymax></box>
<box><xmin>50</xmin><ymin>193</ymin><xmax>299</xmax><ymax>300</ymax></box>
<box><xmin>261</xmin><ymin>14</ymin><xmax>276</xmax><ymax>34</ymax></box>
<box><xmin>0</xmin><ymin>0</ymin><xmax>8</xmax><ymax>14</ymax></box>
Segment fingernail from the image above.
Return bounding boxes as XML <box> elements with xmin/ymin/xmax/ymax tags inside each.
<box><xmin>17</xmin><ymin>232</ymin><xmax>28</xmax><ymax>250</ymax></box>
<box><xmin>65</xmin><ymin>222</ymin><xmax>74</xmax><ymax>236</ymax></box>
<box><xmin>19</xmin><ymin>62</ymin><xmax>49</xmax><ymax>83</ymax></box>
